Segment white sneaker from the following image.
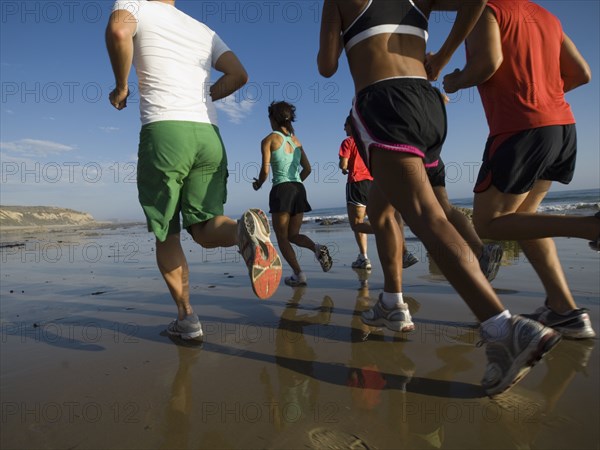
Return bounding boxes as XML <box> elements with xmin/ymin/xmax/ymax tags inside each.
<box><xmin>166</xmin><ymin>315</ymin><xmax>203</xmax><ymax>340</ymax></box>
<box><xmin>481</xmin><ymin>315</ymin><xmax>561</xmax><ymax>396</ymax></box>
<box><xmin>351</xmin><ymin>255</ymin><xmax>371</xmax><ymax>270</ymax></box>
<box><xmin>284</xmin><ymin>272</ymin><xmax>307</xmax><ymax>287</ymax></box>
<box><xmin>361</xmin><ymin>294</ymin><xmax>415</xmax><ymax>332</ymax></box>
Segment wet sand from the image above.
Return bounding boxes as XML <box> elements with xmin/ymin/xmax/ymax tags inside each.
<box><xmin>1</xmin><ymin>223</ymin><xmax>598</xmax><ymax>449</ymax></box>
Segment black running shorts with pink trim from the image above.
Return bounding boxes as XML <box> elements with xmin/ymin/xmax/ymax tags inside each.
<box><xmin>426</xmin><ymin>158</ymin><xmax>446</xmax><ymax>188</ymax></box>
<box><xmin>350</xmin><ymin>78</ymin><xmax>447</xmax><ymax>171</ymax></box>
<box><xmin>474</xmin><ymin>124</ymin><xmax>577</xmax><ymax>194</ymax></box>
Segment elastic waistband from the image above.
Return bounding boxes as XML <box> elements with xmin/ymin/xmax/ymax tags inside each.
<box><xmin>356</xmin><ymin>77</ymin><xmax>431</xmax><ymax>98</ymax></box>
<box><xmin>141</xmin><ymin>120</ymin><xmax>217</xmax><ymax>130</ymax></box>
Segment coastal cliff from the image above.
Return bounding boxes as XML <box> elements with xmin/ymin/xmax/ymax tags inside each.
<box><xmin>0</xmin><ymin>206</ymin><xmax>96</xmax><ymax>227</ymax></box>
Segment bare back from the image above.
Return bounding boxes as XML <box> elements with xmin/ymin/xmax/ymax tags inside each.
<box><xmin>336</xmin><ymin>0</ymin><xmax>432</xmax><ymax>91</ymax></box>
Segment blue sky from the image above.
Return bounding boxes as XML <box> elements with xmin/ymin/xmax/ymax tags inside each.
<box><xmin>1</xmin><ymin>0</ymin><xmax>598</xmax><ymax>221</ymax></box>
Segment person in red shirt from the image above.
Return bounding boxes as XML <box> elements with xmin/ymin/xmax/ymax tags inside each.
<box><xmin>443</xmin><ymin>0</ymin><xmax>597</xmax><ymax>339</ymax></box>
<box><xmin>339</xmin><ymin>116</ymin><xmax>420</xmax><ymax>272</ymax></box>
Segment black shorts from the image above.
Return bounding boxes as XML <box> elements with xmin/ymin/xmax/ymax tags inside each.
<box><xmin>269</xmin><ymin>182</ymin><xmax>312</xmax><ymax>215</ymax></box>
<box><xmin>350</xmin><ymin>78</ymin><xmax>447</xmax><ymax>170</ymax></box>
<box><xmin>346</xmin><ymin>179</ymin><xmax>372</xmax><ymax>206</ymax></box>
<box><xmin>475</xmin><ymin>125</ymin><xmax>577</xmax><ymax>194</ymax></box>
<box><xmin>426</xmin><ymin>158</ymin><xmax>446</xmax><ymax>188</ymax></box>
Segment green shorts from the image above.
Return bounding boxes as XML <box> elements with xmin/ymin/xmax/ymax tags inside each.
<box><xmin>137</xmin><ymin>121</ymin><xmax>228</xmax><ymax>242</ymax></box>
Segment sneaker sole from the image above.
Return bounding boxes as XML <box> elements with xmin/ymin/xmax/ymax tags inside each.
<box><xmin>284</xmin><ymin>280</ymin><xmax>307</xmax><ymax>287</ymax></box>
<box><xmin>485</xmin><ymin>245</ymin><xmax>503</xmax><ymax>282</ymax></box>
<box><xmin>249</xmin><ymin>208</ymin><xmax>271</xmax><ymax>235</ymax></box>
<box><xmin>318</xmin><ymin>247</ymin><xmax>333</xmax><ymax>272</ymax></box>
<box><xmin>552</xmin><ymin>324</ymin><xmax>596</xmax><ymax>340</ymax></box>
<box><xmin>526</xmin><ymin>311</ymin><xmax>597</xmax><ymax>340</ymax></box>
<box><xmin>361</xmin><ymin>315</ymin><xmax>416</xmax><ymax>333</ymax></box>
<box><xmin>167</xmin><ymin>328</ymin><xmax>203</xmax><ymax>340</ymax></box>
<box><xmin>402</xmin><ymin>258</ymin><xmax>419</xmax><ymax>269</ymax></box>
<box><xmin>485</xmin><ymin>329</ymin><xmax>561</xmax><ymax>397</ymax></box>
<box><xmin>240</xmin><ymin>210</ymin><xmax>282</xmax><ymax>299</ymax></box>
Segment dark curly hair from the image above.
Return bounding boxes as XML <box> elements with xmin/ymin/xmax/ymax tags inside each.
<box><xmin>268</xmin><ymin>101</ymin><xmax>296</xmax><ymax>134</ymax></box>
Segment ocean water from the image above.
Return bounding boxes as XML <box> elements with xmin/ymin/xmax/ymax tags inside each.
<box><xmin>302</xmin><ymin>188</ymin><xmax>600</xmax><ymax>232</ymax></box>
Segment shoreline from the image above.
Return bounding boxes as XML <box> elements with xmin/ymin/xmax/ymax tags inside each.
<box><xmin>0</xmin><ymin>221</ymin><xmax>144</xmax><ymax>236</ymax></box>
<box><xmin>1</xmin><ymin>220</ymin><xmax>598</xmax><ymax>449</ymax></box>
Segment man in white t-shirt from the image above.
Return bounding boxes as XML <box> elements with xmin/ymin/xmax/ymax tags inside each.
<box><xmin>106</xmin><ymin>0</ymin><xmax>282</xmax><ymax>341</ymax></box>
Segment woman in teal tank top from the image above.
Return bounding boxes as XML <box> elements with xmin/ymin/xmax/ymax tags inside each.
<box><xmin>253</xmin><ymin>101</ymin><xmax>333</xmax><ymax>286</ymax></box>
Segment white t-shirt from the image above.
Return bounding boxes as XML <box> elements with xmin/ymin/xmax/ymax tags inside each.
<box><xmin>112</xmin><ymin>0</ymin><xmax>230</xmax><ymax>125</ymax></box>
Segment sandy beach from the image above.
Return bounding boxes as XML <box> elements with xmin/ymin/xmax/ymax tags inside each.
<box><xmin>1</xmin><ymin>221</ymin><xmax>598</xmax><ymax>450</ymax></box>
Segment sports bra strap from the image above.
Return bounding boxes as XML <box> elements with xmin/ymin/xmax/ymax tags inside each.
<box><xmin>272</xmin><ymin>131</ymin><xmax>295</xmax><ymax>146</ymax></box>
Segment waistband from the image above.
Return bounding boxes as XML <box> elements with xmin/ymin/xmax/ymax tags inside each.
<box><xmin>356</xmin><ymin>76</ymin><xmax>431</xmax><ymax>98</ymax></box>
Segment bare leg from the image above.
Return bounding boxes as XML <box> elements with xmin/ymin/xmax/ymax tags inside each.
<box><xmin>156</xmin><ymin>234</ymin><xmax>192</xmax><ymax>320</ymax></box>
<box><xmin>433</xmin><ymin>186</ymin><xmax>484</xmax><ymax>257</ymax></box>
<box><xmin>347</xmin><ymin>203</ymin><xmax>369</xmax><ymax>254</ymax></box>
<box><xmin>189</xmin><ymin>216</ymin><xmax>237</xmax><ymax>248</ymax></box>
<box><xmin>367</xmin><ymin>184</ymin><xmax>404</xmax><ymax>293</ymax></box>
<box><xmin>393</xmin><ymin>212</ymin><xmax>417</xmax><ymax>260</ymax></box>
<box><xmin>371</xmin><ymin>151</ymin><xmax>504</xmax><ymax>321</ymax></box>
<box><xmin>287</xmin><ymin>213</ymin><xmax>319</xmax><ymax>253</ymax></box>
<box><xmin>272</xmin><ymin>212</ymin><xmax>302</xmax><ymax>275</ymax></box>
<box><xmin>474</xmin><ymin>181</ymin><xmax>577</xmax><ymax>313</ymax></box>
<box><xmin>473</xmin><ymin>184</ymin><xmax>599</xmax><ymax>241</ymax></box>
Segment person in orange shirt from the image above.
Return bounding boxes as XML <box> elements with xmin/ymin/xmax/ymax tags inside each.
<box><xmin>339</xmin><ymin>116</ymin><xmax>420</xmax><ymax>271</ymax></box>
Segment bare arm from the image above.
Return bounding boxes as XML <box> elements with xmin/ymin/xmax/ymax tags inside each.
<box><xmin>560</xmin><ymin>33</ymin><xmax>591</xmax><ymax>93</ymax></box>
<box><xmin>105</xmin><ymin>9</ymin><xmax>136</xmax><ymax>109</ymax></box>
<box><xmin>298</xmin><ymin>148</ymin><xmax>312</xmax><ymax>182</ymax></box>
<box><xmin>443</xmin><ymin>7</ymin><xmax>502</xmax><ymax>93</ymax></box>
<box><xmin>253</xmin><ymin>136</ymin><xmax>272</xmax><ymax>191</ymax></box>
<box><xmin>211</xmin><ymin>51</ymin><xmax>248</xmax><ymax>101</ymax></box>
<box><xmin>339</xmin><ymin>156</ymin><xmax>349</xmax><ymax>174</ymax></box>
<box><xmin>317</xmin><ymin>0</ymin><xmax>343</xmax><ymax>78</ymax></box>
<box><xmin>425</xmin><ymin>0</ymin><xmax>488</xmax><ymax>81</ymax></box>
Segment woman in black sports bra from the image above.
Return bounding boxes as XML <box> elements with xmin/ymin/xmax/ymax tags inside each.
<box><xmin>318</xmin><ymin>0</ymin><xmax>562</xmax><ymax>397</ymax></box>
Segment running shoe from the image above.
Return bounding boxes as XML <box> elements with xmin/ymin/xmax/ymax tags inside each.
<box><xmin>479</xmin><ymin>243</ymin><xmax>503</xmax><ymax>282</ymax></box>
<box><xmin>351</xmin><ymin>255</ymin><xmax>372</xmax><ymax>270</ymax></box>
<box><xmin>361</xmin><ymin>295</ymin><xmax>415</xmax><ymax>333</ymax></box>
<box><xmin>316</xmin><ymin>245</ymin><xmax>333</xmax><ymax>272</ymax></box>
<box><xmin>284</xmin><ymin>272</ymin><xmax>307</xmax><ymax>287</ymax></box>
<box><xmin>402</xmin><ymin>251</ymin><xmax>419</xmax><ymax>269</ymax></box>
<box><xmin>167</xmin><ymin>315</ymin><xmax>203</xmax><ymax>340</ymax></box>
<box><xmin>238</xmin><ymin>209</ymin><xmax>282</xmax><ymax>299</ymax></box>
<box><xmin>481</xmin><ymin>315</ymin><xmax>561</xmax><ymax>396</ymax></box>
<box><xmin>522</xmin><ymin>303</ymin><xmax>596</xmax><ymax>339</ymax></box>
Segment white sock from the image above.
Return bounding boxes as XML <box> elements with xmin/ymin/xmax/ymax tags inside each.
<box><xmin>481</xmin><ymin>310</ymin><xmax>511</xmax><ymax>342</ymax></box>
<box><xmin>381</xmin><ymin>292</ymin><xmax>404</xmax><ymax>309</ymax></box>
<box><xmin>314</xmin><ymin>243</ymin><xmax>321</xmax><ymax>253</ymax></box>
<box><xmin>361</xmin><ymin>253</ymin><xmax>368</xmax><ymax>260</ymax></box>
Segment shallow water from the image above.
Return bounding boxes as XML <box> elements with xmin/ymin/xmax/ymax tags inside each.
<box><xmin>1</xmin><ymin>224</ymin><xmax>598</xmax><ymax>449</ymax></box>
